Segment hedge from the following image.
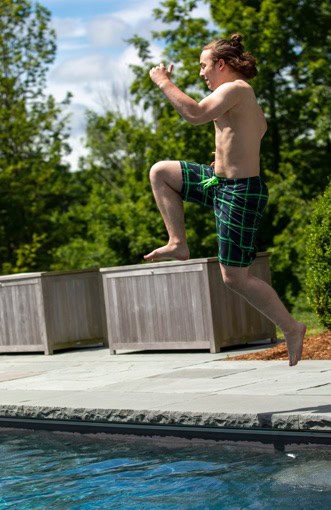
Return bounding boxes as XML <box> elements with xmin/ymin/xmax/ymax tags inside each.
<box><xmin>305</xmin><ymin>182</ymin><xmax>331</xmax><ymax>329</ymax></box>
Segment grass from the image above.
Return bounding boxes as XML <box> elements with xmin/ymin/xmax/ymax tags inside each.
<box><xmin>275</xmin><ymin>293</ymin><xmax>328</xmax><ymax>338</ymax></box>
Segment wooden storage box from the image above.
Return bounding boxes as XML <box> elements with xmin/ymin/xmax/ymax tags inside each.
<box><xmin>0</xmin><ymin>269</ymin><xmax>107</xmax><ymax>354</ymax></box>
<box><xmin>101</xmin><ymin>253</ymin><xmax>276</xmax><ymax>354</ymax></box>
<box><xmin>0</xmin><ymin>272</ymin><xmax>47</xmax><ymax>353</ymax></box>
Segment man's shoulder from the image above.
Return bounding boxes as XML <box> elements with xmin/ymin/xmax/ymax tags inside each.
<box><xmin>215</xmin><ymin>80</ymin><xmax>253</xmax><ymax>98</ymax></box>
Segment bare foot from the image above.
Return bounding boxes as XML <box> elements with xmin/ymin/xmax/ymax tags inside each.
<box><xmin>285</xmin><ymin>322</ymin><xmax>306</xmax><ymax>366</ymax></box>
<box><xmin>144</xmin><ymin>242</ymin><xmax>190</xmax><ymax>262</ymax></box>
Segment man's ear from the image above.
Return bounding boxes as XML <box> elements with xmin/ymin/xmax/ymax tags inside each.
<box><xmin>218</xmin><ymin>59</ymin><xmax>225</xmax><ymax>71</ymax></box>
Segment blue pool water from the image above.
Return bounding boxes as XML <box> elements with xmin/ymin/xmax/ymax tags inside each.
<box><xmin>0</xmin><ymin>429</ymin><xmax>330</xmax><ymax>509</ymax></box>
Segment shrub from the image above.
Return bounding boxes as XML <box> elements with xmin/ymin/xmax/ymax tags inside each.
<box><xmin>305</xmin><ymin>183</ymin><xmax>331</xmax><ymax>328</ymax></box>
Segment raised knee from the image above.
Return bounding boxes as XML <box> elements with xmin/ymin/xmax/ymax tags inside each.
<box><xmin>221</xmin><ymin>271</ymin><xmax>244</xmax><ymax>291</ymax></box>
<box><xmin>222</xmin><ymin>274</ymin><xmax>238</xmax><ymax>290</ymax></box>
<box><xmin>149</xmin><ymin>161</ymin><xmax>167</xmax><ymax>183</ymax></box>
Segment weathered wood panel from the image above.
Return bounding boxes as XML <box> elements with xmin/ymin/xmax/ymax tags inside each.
<box><xmin>102</xmin><ymin>262</ymin><xmax>213</xmax><ymax>351</ymax></box>
<box><xmin>101</xmin><ymin>253</ymin><xmax>276</xmax><ymax>354</ymax></box>
<box><xmin>0</xmin><ymin>270</ymin><xmax>107</xmax><ymax>354</ymax></box>
<box><xmin>41</xmin><ymin>270</ymin><xmax>105</xmax><ymax>351</ymax></box>
<box><xmin>0</xmin><ymin>274</ymin><xmax>48</xmax><ymax>353</ymax></box>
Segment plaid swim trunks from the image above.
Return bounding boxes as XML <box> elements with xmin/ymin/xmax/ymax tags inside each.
<box><xmin>180</xmin><ymin>161</ymin><xmax>269</xmax><ymax>267</ymax></box>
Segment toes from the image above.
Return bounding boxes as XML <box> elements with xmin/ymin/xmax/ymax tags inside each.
<box><xmin>289</xmin><ymin>355</ymin><xmax>297</xmax><ymax>367</ymax></box>
<box><xmin>144</xmin><ymin>251</ymin><xmax>155</xmax><ymax>260</ymax></box>
<box><xmin>288</xmin><ymin>347</ymin><xmax>298</xmax><ymax>366</ymax></box>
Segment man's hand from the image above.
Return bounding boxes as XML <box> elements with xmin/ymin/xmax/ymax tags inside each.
<box><xmin>149</xmin><ymin>63</ymin><xmax>174</xmax><ymax>88</ymax></box>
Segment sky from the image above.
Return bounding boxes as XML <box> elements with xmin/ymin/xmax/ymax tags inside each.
<box><xmin>41</xmin><ymin>0</ymin><xmax>216</xmax><ymax>169</ymax></box>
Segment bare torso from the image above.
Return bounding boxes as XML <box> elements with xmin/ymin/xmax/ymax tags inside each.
<box><xmin>213</xmin><ymin>80</ymin><xmax>267</xmax><ymax>178</ymax></box>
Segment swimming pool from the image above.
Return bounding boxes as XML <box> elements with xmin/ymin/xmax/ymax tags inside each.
<box><xmin>0</xmin><ymin>429</ymin><xmax>330</xmax><ymax>509</ymax></box>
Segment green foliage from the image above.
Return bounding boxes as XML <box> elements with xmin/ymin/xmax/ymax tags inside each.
<box><xmin>290</xmin><ymin>292</ymin><xmax>327</xmax><ymax>337</ymax></box>
<box><xmin>305</xmin><ymin>183</ymin><xmax>331</xmax><ymax>329</ymax></box>
<box><xmin>51</xmin><ymin>112</ymin><xmax>160</xmax><ymax>269</ymax></box>
<box><xmin>2</xmin><ymin>0</ymin><xmax>329</xmax><ymax>314</ymax></box>
<box><xmin>51</xmin><ymin>108</ymin><xmax>218</xmax><ymax>269</ymax></box>
<box><xmin>0</xmin><ymin>0</ymin><xmax>74</xmax><ymax>274</ymax></box>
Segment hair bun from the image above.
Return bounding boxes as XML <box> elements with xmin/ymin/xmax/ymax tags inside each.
<box><xmin>230</xmin><ymin>33</ymin><xmax>243</xmax><ymax>47</ymax></box>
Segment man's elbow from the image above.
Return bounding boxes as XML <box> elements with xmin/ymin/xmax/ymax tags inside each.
<box><xmin>178</xmin><ymin>103</ymin><xmax>204</xmax><ymax>125</ymax></box>
<box><xmin>190</xmin><ymin>116</ymin><xmax>204</xmax><ymax>126</ymax></box>
<box><xmin>184</xmin><ymin>112</ymin><xmax>206</xmax><ymax>126</ymax></box>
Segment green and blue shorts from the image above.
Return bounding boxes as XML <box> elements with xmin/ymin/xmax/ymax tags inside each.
<box><xmin>180</xmin><ymin>161</ymin><xmax>268</xmax><ymax>267</ymax></box>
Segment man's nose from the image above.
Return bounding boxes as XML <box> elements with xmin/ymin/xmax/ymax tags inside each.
<box><xmin>199</xmin><ymin>69</ymin><xmax>204</xmax><ymax>78</ymax></box>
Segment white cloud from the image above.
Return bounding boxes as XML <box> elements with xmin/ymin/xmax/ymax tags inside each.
<box><xmin>112</xmin><ymin>0</ymin><xmax>160</xmax><ymax>25</ymax></box>
<box><xmin>65</xmin><ymin>134</ymin><xmax>89</xmax><ymax>169</ymax></box>
<box><xmin>86</xmin><ymin>9</ymin><xmax>168</xmax><ymax>50</ymax></box>
<box><xmin>52</xmin><ymin>54</ymin><xmax>109</xmax><ymax>82</ymax></box>
<box><xmin>58</xmin><ymin>42</ymin><xmax>90</xmax><ymax>52</ymax></box>
<box><xmin>109</xmin><ymin>1</ymin><xmax>172</xmax><ymax>42</ymax></box>
<box><xmin>47</xmin><ymin>81</ymin><xmax>97</xmax><ymax>111</ymax></box>
<box><xmin>192</xmin><ymin>2</ymin><xmax>213</xmax><ymax>21</ymax></box>
<box><xmin>66</xmin><ymin>102</ymin><xmax>88</xmax><ymax>136</ymax></box>
<box><xmin>50</xmin><ymin>41</ymin><xmax>163</xmax><ymax>85</ymax></box>
<box><xmin>52</xmin><ymin>17</ymin><xmax>87</xmax><ymax>39</ymax></box>
<box><xmin>47</xmin><ymin>43</ymin><xmax>160</xmax><ymax>169</ymax></box>
<box><xmin>88</xmin><ymin>14</ymin><xmax>130</xmax><ymax>47</ymax></box>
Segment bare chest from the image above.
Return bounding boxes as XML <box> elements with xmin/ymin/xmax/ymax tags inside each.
<box><xmin>213</xmin><ymin>103</ymin><xmax>266</xmax><ymax>142</ymax></box>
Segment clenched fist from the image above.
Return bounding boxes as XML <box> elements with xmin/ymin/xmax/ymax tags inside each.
<box><xmin>149</xmin><ymin>63</ymin><xmax>174</xmax><ymax>88</ymax></box>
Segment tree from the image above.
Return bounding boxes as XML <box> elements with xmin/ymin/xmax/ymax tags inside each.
<box><xmin>51</xmin><ymin>111</ymin><xmax>159</xmax><ymax>269</ymax></box>
<box><xmin>0</xmin><ymin>0</ymin><xmax>74</xmax><ymax>274</ymax></box>
<box><xmin>51</xmin><ymin>106</ymin><xmax>217</xmax><ymax>269</ymax></box>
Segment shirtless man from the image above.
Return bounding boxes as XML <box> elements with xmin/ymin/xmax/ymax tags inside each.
<box><xmin>144</xmin><ymin>34</ymin><xmax>306</xmax><ymax>366</ymax></box>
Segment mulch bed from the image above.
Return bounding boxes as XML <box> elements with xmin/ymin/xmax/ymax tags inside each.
<box><xmin>224</xmin><ymin>330</ymin><xmax>331</xmax><ymax>361</ymax></box>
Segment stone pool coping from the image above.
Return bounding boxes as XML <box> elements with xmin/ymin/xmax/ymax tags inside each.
<box><xmin>0</xmin><ymin>347</ymin><xmax>330</xmax><ymax>441</ymax></box>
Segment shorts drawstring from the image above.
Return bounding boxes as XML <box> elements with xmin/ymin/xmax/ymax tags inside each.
<box><xmin>200</xmin><ymin>175</ymin><xmax>219</xmax><ymax>189</ymax></box>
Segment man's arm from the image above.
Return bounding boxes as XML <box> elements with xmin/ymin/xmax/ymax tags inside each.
<box><xmin>150</xmin><ymin>64</ymin><xmax>242</xmax><ymax>125</ymax></box>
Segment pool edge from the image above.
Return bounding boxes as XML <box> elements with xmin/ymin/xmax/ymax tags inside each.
<box><xmin>1</xmin><ymin>417</ymin><xmax>331</xmax><ymax>451</ymax></box>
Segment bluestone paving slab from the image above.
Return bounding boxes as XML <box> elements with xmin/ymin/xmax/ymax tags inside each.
<box><xmin>297</xmin><ymin>383</ymin><xmax>331</xmax><ymax>395</ymax></box>
<box><xmin>0</xmin><ymin>349</ymin><xmax>330</xmax><ymax>433</ymax></box>
<box><xmin>0</xmin><ymin>390</ymin><xmax>189</xmax><ymax>409</ymax></box>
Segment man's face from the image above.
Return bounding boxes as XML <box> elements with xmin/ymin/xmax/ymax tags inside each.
<box><xmin>199</xmin><ymin>49</ymin><xmax>222</xmax><ymax>90</ymax></box>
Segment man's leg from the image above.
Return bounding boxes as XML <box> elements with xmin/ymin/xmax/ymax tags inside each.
<box><xmin>220</xmin><ymin>264</ymin><xmax>306</xmax><ymax>366</ymax></box>
<box><xmin>144</xmin><ymin>160</ymin><xmax>190</xmax><ymax>261</ymax></box>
